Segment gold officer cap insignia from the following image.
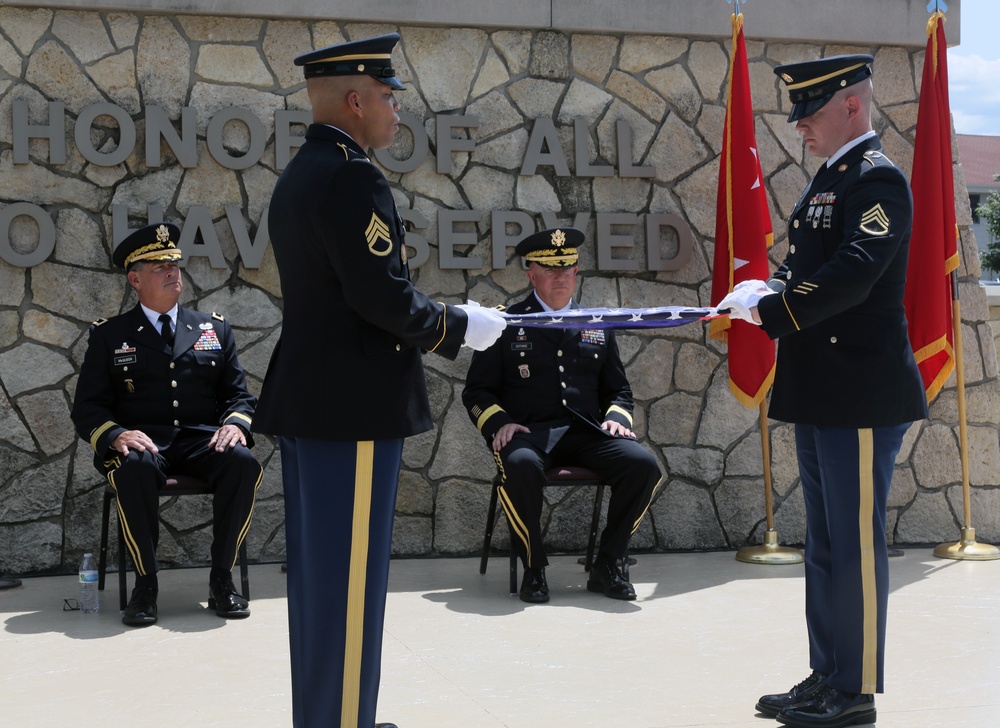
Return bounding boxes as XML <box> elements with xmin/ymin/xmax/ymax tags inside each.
<box><xmin>551</xmin><ymin>229</ymin><xmax>566</xmax><ymax>247</ymax></box>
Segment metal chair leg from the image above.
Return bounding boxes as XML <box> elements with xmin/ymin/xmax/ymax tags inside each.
<box><xmin>239</xmin><ymin>542</ymin><xmax>250</xmax><ymax>600</ymax></box>
<box><xmin>480</xmin><ymin>477</ymin><xmax>501</xmax><ymax>575</ymax></box>
<box><xmin>98</xmin><ymin>488</ymin><xmax>112</xmax><ymax>591</ymax></box>
<box><xmin>584</xmin><ymin>484</ymin><xmax>605</xmax><ymax>571</ymax></box>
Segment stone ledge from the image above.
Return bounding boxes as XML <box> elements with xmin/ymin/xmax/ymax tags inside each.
<box><xmin>9</xmin><ymin>0</ymin><xmax>952</xmax><ymax>46</ymax></box>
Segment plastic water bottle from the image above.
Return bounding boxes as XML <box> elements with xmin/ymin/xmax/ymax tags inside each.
<box><xmin>79</xmin><ymin>553</ymin><xmax>99</xmax><ymax>614</ymax></box>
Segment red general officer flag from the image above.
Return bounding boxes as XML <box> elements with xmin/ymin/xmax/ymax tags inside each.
<box><xmin>710</xmin><ymin>13</ymin><xmax>775</xmax><ymax>408</ymax></box>
<box><xmin>905</xmin><ymin>10</ymin><xmax>959</xmax><ymax>403</ymax></box>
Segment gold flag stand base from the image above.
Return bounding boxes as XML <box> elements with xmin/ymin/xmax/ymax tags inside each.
<box><xmin>736</xmin><ymin>530</ymin><xmax>803</xmax><ymax>564</ymax></box>
<box><xmin>933</xmin><ymin>527</ymin><xmax>1000</xmax><ymax>561</ymax></box>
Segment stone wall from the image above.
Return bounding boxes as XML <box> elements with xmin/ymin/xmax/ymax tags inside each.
<box><xmin>1</xmin><ymin>6</ymin><xmax>998</xmax><ymax>577</ymax></box>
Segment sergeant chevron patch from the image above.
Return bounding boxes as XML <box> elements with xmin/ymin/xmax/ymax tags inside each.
<box><xmin>365</xmin><ymin>212</ymin><xmax>392</xmax><ymax>256</ymax></box>
<box><xmin>859</xmin><ymin>204</ymin><xmax>891</xmax><ymax>236</ymax></box>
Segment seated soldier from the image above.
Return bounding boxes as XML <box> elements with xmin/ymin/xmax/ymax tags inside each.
<box><xmin>462</xmin><ymin>228</ymin><xmax>663</xmax><ymax>604</ymax></box>
<box><xmin>71</xmin><ymin>223</ymin><xmax>262</xmax><ymax>627</ymax></box>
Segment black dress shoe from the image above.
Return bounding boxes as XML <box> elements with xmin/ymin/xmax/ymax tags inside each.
<box><xmin>208</xmin><ymin>575</ymin><xmax>250</xmax><ymax>618</ymax></box>
<box><xmin>756</xmin><ymin>670</ymin><xmax>826</xmax><ymax>717</ymax></box>
<box><xmin>375</xmin><ymin>724</ymin><xmax>398</xmax><ymax>727</ymax></box>
<box><xmin>122</xmin><ymin>585</ymin><xmax>158</xmax><ymax>627</ymax></box>
<box><xmin>777</xmin><ymin>685</ymin><xmax>875</xmax><ymax>727</ymax></box>
<box><xmin>519</xmin><ymin>567</ymin><xmax>549</xmax><ymax>603</ymax></box>
<box><xmin>586</xmin><ymin>554</ymin><xmax>636</xmax><ymax>600</ymax></box>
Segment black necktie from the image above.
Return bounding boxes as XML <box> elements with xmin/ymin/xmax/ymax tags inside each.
<box><xmin>158</xmin><ymin>313</ymin><xmax>174</xmax><ymax>348</ymax></box>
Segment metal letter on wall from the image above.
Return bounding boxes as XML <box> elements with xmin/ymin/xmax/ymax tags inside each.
<box><xmin>438</xmin><ymin>209</ymin><xmax>483</xmax><ymax>269</ymax></box>
<box><xmin>180</xmin><ymin>206</ymin><xmax>228</xmax><ymax>267</ymax></box>
<box><xmin>436</xmin><ymin>115</ymin><xmax>479</xmax><ymax>175</ymax></box>
<box><xmin>646</xmin><ymin>213</ymin><xmax>693</xmax><ymax>271</ymax></box>
<box><xmin>146</xmin><ymin>106</ymin><xmax>198</xmax><ymax>168</ymax></box>
<box><xmin>0</xmin><ymin>202</ymin><xmax>56</xmax><ymax>267</ymax></box>
<box><xmin>521</xmin><ymin>118</ymin><xmax>570</xmax><ymax>176</ymax></box>
<box><xmin>617</xmin><ymin>119</ymin><xmax>655</xmax><ymax>178</ymax></box>
<box><xmin>573</xmin><ymin>118</ymin><xmax>613</xmax><ymax>177</ymax></box>
<box><xmin>75</xmin><ymin>102</ymin><xmax>136</xmax><ymax>166</ymax></box>
<box><xmin>374</xmin><ymin>110</ymin><xmax>428</xmax><ymax>174</ymax></box>
<box><xmin>540</xmin><ymin>211</ymin><xmax>592</xmax><ymax>237</ymax></box>
<box><xmin>206</xmin><ymin>107</ymin><xmax>266</xmax><ymax>171</ymax></box>
<box><xmin>226</xmin><ymin>205</ymin><xmax>269</xmax><ymax>269</ymax></box>
<box><xmin>596</xmin><ymin>212</ymin><xmax>640</xmax><ymax>271</ymax></box>
<box><xmin>12</xmin><ymin>100</ymin><xmax>66</xmax><ymax>165</ymax></box>
<box><xmin>274</xmin><ymin>108</ymin><xmax>311</xmax><ymax>171</ymax></box>
<box><xmin>491</xmin><ymin>210</ymin><xmax>535</xmax><ymax>269</ymax></box>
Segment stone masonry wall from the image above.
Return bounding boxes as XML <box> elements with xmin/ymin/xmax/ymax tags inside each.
<box><xmin>1</xmin><ymin>7</ymin><xmax>998</xmax><ymax>577</ymax></box>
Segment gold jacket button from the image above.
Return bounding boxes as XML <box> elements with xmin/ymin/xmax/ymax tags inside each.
<box><xmin>557</xmin><ymin>350</ymin><xmax>563</xmax><ymax>357</ymax></box>
<box><xmin>173</xmin><ymin>400</ymin><xmax>179</xmax><ymax>408</ymax></box>
<box><xmin>174</xmin><ymin>420</ymin><xmax>180</xmax><ymax>426</ymax></box>
<box><xmin>395</xmin><ymin>344</ymin><xmax>401</xmax><ymax>352</ymax></box>
<box><xmin>786</xmin><ymin>271</ymin><xmax>792</xmax><ymax>279</ymax></box>
<box><xmin>790</xmin><ymin>245</ymin><xmax>796</xmax><ymax>254</ymax></box>
<box><xmin>830</xmin><ymin>336</ymin><xmax>838</xmax><ymax>344</ymax></box>
<box><xmin>169</xmin><ymin>362</ymin><xmax>175</xmax><ymax>369</ymax></box>
<box><xmin>793</xmin><ymin>219</ymin><xmax>800</xmax><ymax>228</ymax></box>
<box><xmin>171</xmin><ymin>380</ymin><xmax>178</xmax><ymax>388</ymax></box>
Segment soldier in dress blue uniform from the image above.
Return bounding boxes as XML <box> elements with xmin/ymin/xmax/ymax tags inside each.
<box><xmin>254</xmin><ymin>33</ymin><xmax>505</xmax><ymax>728</ymax></box>
<box><xmin>71</xmin><ymin>222</ymin><xmax>262</xmax><ymax>627</ymax></box>
<box><xmin>462</xmin><ymin>228</ymin><xmax>663</xmax><ymax>604</ymax></box>
<box><xmin>720</xmin><ymin>55</ymin><xmax>928</xmax><ymax>727</ymax></box>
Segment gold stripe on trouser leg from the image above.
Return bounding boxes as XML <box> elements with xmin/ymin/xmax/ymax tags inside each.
<box><xmin>492</xmin><ymin>450</ymin><xmax>532</xmax><ymax>565</ymax></box>
<box><xmin>497</xmin><ymin>485</ymin><xmax>532</xmax><ymax>567</ymax></box>
<box><xmin>341</xmin><ymin>441</ymin><xmax>374</xmax><ymax>728</ymax></box>
<box><xmin>229</xmin><ymin>465</ymin><xmax>264</xmax><ymax>572</ymax></box>
<box><xmin>108</xmin><ymin>471</ymin><xmax>147</xmax><ymax>576</ymax></box>
<box><xmin>630</xmin><ymin>475</ymin><xmax>664</xmax><ymax>535</ymax></box>
<box><xmin>857</xmin><ymin>428</ymin><xmax>877</xmax><ymax>694</ymax></box>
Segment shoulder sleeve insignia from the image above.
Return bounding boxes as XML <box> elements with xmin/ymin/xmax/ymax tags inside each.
<box><xmin>365</xmin><ymin>212</ymin><xmax>393</xmax><ymax>256</ymax></box>
<box><xmin>212</xmin><ymin>312</ymin><xmax>225</xmax><ymax>322</ymax></box>
<box><xmin>859</xmin><ymin>203</ymin><xmax>891</xmax><ymax>236</ymax></box>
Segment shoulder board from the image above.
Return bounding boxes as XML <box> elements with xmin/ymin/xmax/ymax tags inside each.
<box><xmin>863</xmin><ymin>150</ymin><xmax>894</xmax><ymax>169</ymax></box>
<box><xmin>337</xmin><ymin>142</ymin><xmax>370</xmax><ymax>163</ymax></box>
<box><xmin>91</xmin><ymin>318</ymin><xmax>108</xmax><ymax>327</ymax></box>
<box><xmin>212</xmin><ymin>312</ymin><xmax>225</xmax><ymax>322</ymax></box>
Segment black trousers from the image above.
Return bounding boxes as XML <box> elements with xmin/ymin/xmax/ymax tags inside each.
<box><xmin>102</xmin><ymin>433</ymin><xmax>261</xmax><ymax>579</ymax></box>
<box><xmin>496</xmin><ymin>422</ymin><xmax>662</xmax><ymax>569</ymax></box>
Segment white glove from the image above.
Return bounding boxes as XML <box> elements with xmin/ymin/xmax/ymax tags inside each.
<box><xmin>457</xmin><ymin>302</ymin><xmax>507</xmax><ymax>351</ymax></box>
<box><xmin>732</xmin><ymin>278</ymin><xmax>769</xmax><ymax>293</ymax></box>
<box><xmin>717</xmin><ymin>283</ymin><xmax>776</xmax><ymax>325</ymax></box>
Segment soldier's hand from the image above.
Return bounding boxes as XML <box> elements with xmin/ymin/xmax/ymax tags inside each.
<box><xmin>602</xmin><ymin>420</ymin><xmax>636</xmax><ymax>439</ymax></box>
<box><xmin>112</xmin><ymin>430</ymin><xmax>158</xmax><ymax>456</ymax></box>
<box><xmin>209</xmin><ymin>424</ymin><xmax>247</xmax><ymax>452</ymax></box>
<box><xmin>493</xmin><ymin>423</ymin><xmax>530</xmax><ymax>452</ymax></box>
<box><xmin>458</xmin><ymin>302</ymin><xmax>507</xmax><ymax>351</ymax></box>
<box><xmin>718</xmin><ymin>284</ymin><xmax>774</xmax><ymax>325</ymax></box>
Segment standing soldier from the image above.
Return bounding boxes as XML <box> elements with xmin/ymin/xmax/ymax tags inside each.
<box><xmin>720</xmin><ymin>54</ymin><xmax>928</xmax><ymax>727</ymax></box>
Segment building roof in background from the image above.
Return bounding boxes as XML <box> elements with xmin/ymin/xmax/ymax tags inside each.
<box><xmin>957</xmin><ymin>134</ymin><xmax>1000</xmax><ymax>187</ymax></box>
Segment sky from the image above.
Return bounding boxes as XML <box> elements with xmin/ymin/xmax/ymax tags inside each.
<box><xmin>948</xmin><ymin>0</ymin><xmax>1000</xmax><ymax>136</ymax></box>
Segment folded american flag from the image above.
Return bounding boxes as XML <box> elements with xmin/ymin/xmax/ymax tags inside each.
<box><xmin>500</xmin><ymin>306</ymin><xmax>719</xmax><ymax>330</ymax></box>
